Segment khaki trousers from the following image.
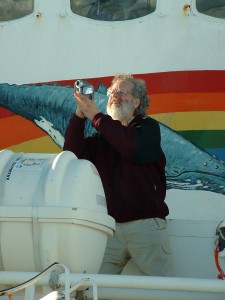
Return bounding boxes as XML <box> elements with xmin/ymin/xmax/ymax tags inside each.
<box><xmin>99</xmin><ymin>218</ymin><xmax>173</xmax><ymax>276</ymax></box>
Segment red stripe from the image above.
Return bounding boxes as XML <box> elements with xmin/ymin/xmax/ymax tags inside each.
<box><xmin>0</xmin><ymin>107</ymin><xmax>14</xmax><ymax>118</ymax></box>
<box><xmin>51</xmin><ymin>70</ymin><xmax>225</xmax><ymax>94</ymax></box>
<box><xmin>141</xmin><ymin>70</ymin><xmax>225</xmax><ymax>94</ymax></box>
<box><xmin>1</xmin><ymin>70</ymin><xmax>225</xmax><ymax>121</ymax></box>
<box><xmin>4</xmin><ymin>70</ymin><xmax>225</xmax><ymax>94</ymax></box>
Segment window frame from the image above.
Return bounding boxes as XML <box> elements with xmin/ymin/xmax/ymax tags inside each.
<box><xmin>67</xmin><ymin>0</ymin><xmax>158</xmax><ymax>23</ymax></box>
<box><xmin>0</xmin><ymin>0</ymin><xmax>35</xmax><ymax>23</ymax></box>
<box><xmin>192</xmin><ymin>0</ymin><xmax>225</xmax><ymax>23</ymax></box>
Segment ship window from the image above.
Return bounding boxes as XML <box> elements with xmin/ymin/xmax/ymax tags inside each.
<box><xmin>196</xmin><ymin>0</ymin><xmax>225</xmax><ymax>19</ymax></box>
<box><xmin>70</xmin><ymin>0</ymin><xmax>156</xmax><ymax>21</ymax></box>
<box><xmin>0</xmin><ymin>0</ymin><xmax>34</xmax><ymax>22</ymax></box>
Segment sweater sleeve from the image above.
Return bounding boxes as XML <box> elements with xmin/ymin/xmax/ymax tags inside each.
<box><xmin>63</xmin><ymin>114</ymin><xmax>96</xmax><ymax>161</ymax></box>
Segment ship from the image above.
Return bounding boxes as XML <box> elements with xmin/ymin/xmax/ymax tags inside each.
<box><xmin>0</xmin><ymin>1</ymin><xmax>225</xmax><ymax>299</ymax></box>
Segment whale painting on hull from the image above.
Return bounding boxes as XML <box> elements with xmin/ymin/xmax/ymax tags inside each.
<box><xmin>0</xmin><ymin>70</ymin><xmax>225</xmax><ymax>197</ymax></box>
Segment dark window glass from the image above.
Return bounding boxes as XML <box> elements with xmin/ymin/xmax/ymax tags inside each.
<box><xmin>70</xmin><ymin>0</ymin><xmax>156</xmax><ymax>21</ymax></box>
<box><xmin>0</xmin><ymin>0</ymin><xmax>34</xmax><ymax>22</ymax></box>
<box><xmin>196</xmin><ymin>0</ymin><xmax>225</xmax><ymax>19</ymax></box>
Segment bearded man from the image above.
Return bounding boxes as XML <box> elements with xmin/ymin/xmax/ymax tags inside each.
<box><xmin>63</xmin><ymin>73</ymin><xmax>173</xmax><ymax>276</ymax></box>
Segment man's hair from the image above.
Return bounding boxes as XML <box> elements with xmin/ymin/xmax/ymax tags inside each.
<box><xmin>111</xmin><ymin>73</ymin><xmax>150</xmax><ymax>116</ymax></box>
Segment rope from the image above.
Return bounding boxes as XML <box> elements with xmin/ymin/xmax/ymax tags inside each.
<box><xmin>0</xmin><ymin>262</ymin><xmax>60</xmax><ymax>296</ymax></box>
<box><xmin>214</xmin><ymin>241</ymin><xmax>225</xmax><ymax>280</ymax></box>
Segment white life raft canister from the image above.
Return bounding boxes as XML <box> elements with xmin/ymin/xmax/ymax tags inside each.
<box><xmin>0</xmin><ymin>150</ymin><xmax>115</xmax><ymax>273</ymax></box>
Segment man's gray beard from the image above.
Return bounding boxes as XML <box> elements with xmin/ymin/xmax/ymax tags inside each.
<box><xmin>107</xmin><ymin>100</ymin><xmax>134</xmax><ymax>121</ymax></box>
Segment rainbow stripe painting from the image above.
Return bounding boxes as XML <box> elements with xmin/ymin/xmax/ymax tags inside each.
<box><xmin>1</xmin><ymin>70</ymin><xmax>225</xmax><ymax>162</ymax></box>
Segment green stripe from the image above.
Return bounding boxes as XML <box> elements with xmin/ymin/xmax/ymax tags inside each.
<box><xmin>178</xmin><ymin>130</ymin><xmax>225</xmax><ymax>148</ymax></box>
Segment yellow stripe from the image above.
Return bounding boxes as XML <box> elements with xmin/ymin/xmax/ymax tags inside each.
<box><xmin>5</xmin><ymin>111</ymin><xmax>225</xmax><ymax>152</ymax></box>
<box><xmin>7</xmin><ymin>136</ymin><xmax>61</xmax><ymax>153</ymax></box>
<box><xmin>151</xmin><ymin>111</ymin><xmax>225</xmax><ymax>131</ymax></box>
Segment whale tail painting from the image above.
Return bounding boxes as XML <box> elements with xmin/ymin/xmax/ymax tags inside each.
<box><xmin>1</xmin><ymin>1</ymin><xmax>225</xmax><ymax>299</ymax></box>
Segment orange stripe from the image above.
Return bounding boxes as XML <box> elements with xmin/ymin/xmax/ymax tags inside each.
<box><xmin>0</xmin><ymin>115</ymin><xmax>46</xmax><ymax>149</ymax></box>
<box><xmin>148</xmin><ymin>92</ymin><xmax>225</xmax><ymax>114</ymax></box>
<box><xmin>1</xmin><ymin>91</ymin><xmax>225</xmax><ymax>149</ymax></box>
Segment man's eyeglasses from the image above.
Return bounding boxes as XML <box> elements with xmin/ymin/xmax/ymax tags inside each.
<box><xmin>107</xmin><ymin>88</ymin><xmax>133</xmax><ymax>97</ymax></box>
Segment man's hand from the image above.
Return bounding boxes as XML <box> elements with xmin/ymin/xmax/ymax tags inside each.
<box><xmin>75</xmin><ymin>105</ymin><xmax>85</xmax><ymax>118</ymax></box>
<box><xmin>74</xmin><ymin>92</ymin><xmax>100</xmax><ymax>121</ymax></box>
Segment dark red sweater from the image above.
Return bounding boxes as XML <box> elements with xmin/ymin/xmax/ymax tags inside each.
<box><xmin>63</xmin><ymin>113</ymin><xmax>169</xmax><ymax>222</ymax></box>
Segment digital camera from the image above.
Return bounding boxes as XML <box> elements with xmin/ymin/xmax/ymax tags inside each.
<box><xmin>74</xmin><ymin>80</ymin><xmax>94</xmax><ymax>100</ymax></box>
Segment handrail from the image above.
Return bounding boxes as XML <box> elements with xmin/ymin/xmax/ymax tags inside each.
<box><xmin>0</xmin><ymin>262</ymin><xmax>70</xmax><ymax>300</ymax></box>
